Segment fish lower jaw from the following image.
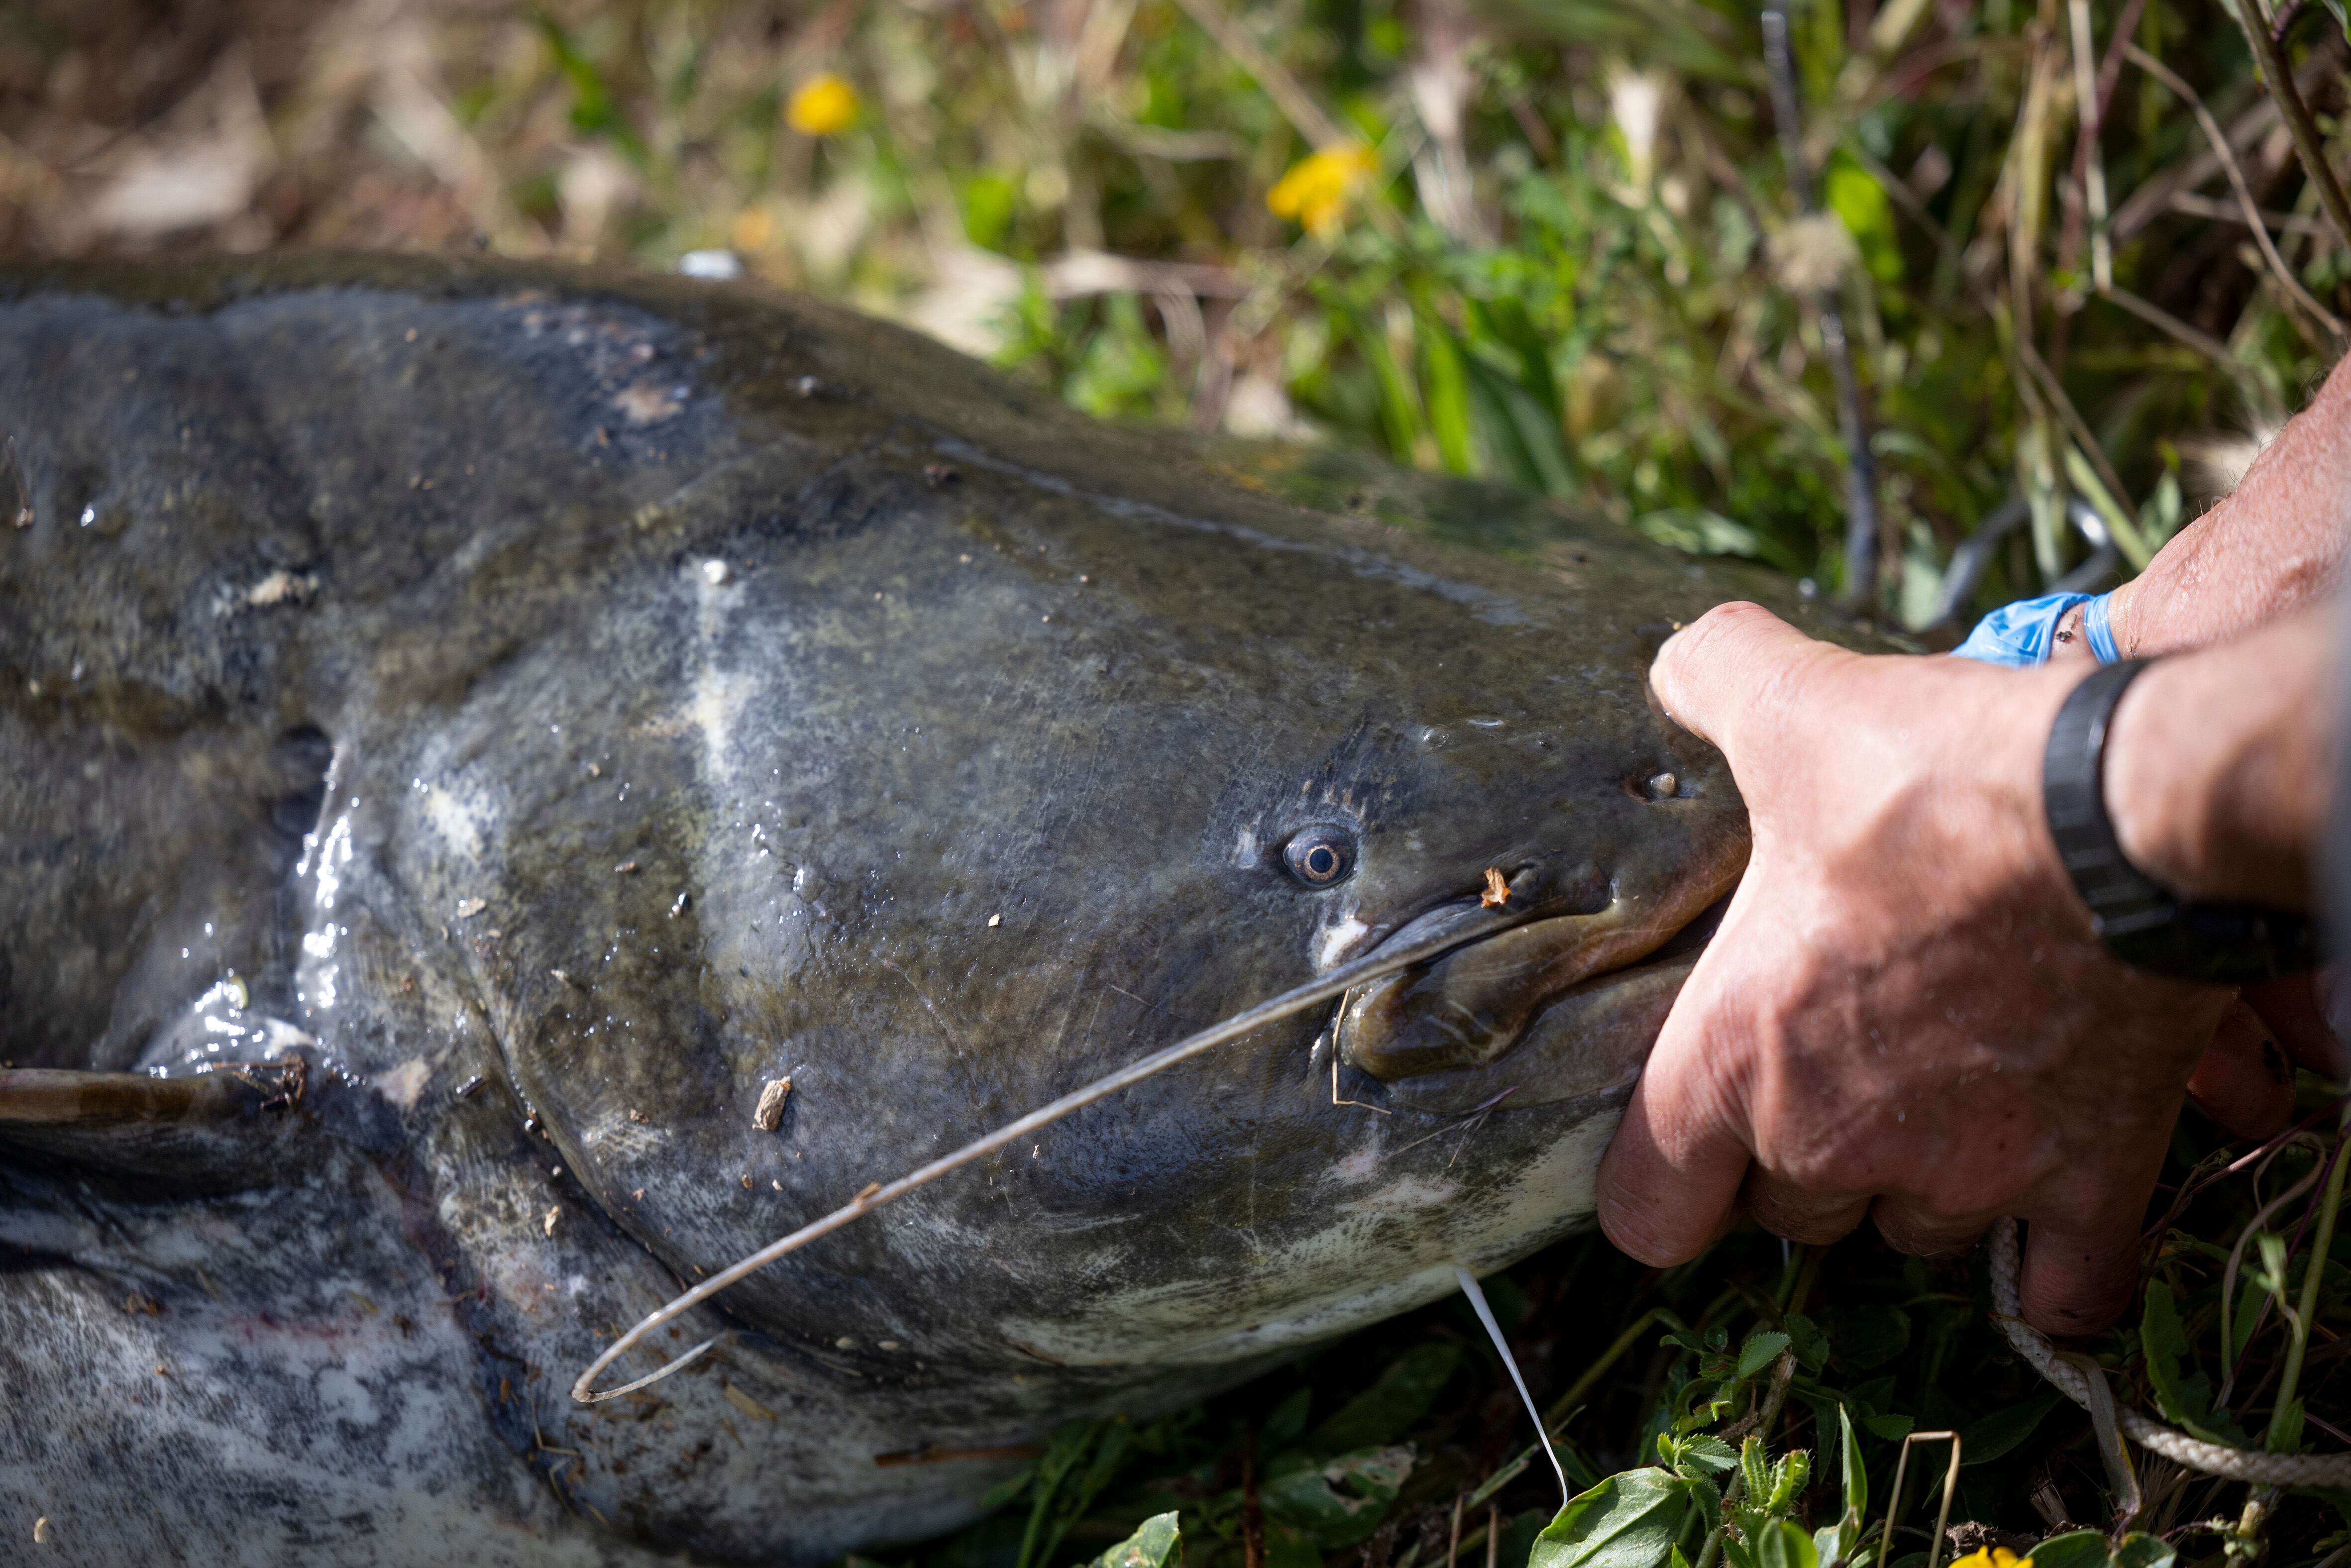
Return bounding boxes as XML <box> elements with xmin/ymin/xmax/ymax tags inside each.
<box><xmin>989</xmin><ymin>1109</ymin><xmax>1618</xmax><ymax>1369</ymax></box>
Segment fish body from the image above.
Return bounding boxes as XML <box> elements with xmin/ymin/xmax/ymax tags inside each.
<box><xmin>0</xmin><ymin>257</ymin><xmax>1788</xmax><ymax>1565</ymax></box>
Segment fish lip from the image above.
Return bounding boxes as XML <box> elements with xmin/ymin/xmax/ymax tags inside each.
<box><xmin>1329</xmin><ymin>854</ymin><xmax>1743</xmax><ymax>1087</ymax></box>
<box><xmin>1339</xmin><ymin>862</ymin><xmax>1611</xmax><ymax>964</ymax></box>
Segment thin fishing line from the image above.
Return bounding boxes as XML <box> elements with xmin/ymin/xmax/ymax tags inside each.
<box><xmin>573</xmin><ymin>906</ymin><xmax>1523</xmax><ymax>1403</ymax></box>
<box><xmin>1455</xmin><ymin>1265</ymin><xmax>1571</xmax><ymax>1509</ymax></box>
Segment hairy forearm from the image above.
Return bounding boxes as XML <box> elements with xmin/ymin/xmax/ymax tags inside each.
<box><xmin>2110</xmin><ymin>355</ymin><xmax>2351</xmax><ymax>656</ymax></box>
<box><xmin>2105</xmin><ymin>606</ymin><xmax>2338</xmax><ymax>909</ymax></box>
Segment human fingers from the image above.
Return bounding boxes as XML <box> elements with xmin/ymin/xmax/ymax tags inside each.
<box><xmin>1869</xmin><ymin>1194</ymin><xmax>1996</xmax><ymax>1260</ymax></box>
<box><xmin>1648</xmin><ymin>601</ymin><xmax>1849</xmax><ymax>759</ymax></box>
<box><xmin>1597</xmin><ymin>955</ymin><xmax>1757</xmax><ymax>1265</ymax></box>
<box><xmin>2185</xmin><ymin>1000</ymin><xmax>2295</xmax><ymax>1140</ymax></box>
<box><xmin>2016</xmin><ymin>1207</ymin><xmax>2151</xmax><ymax>1335</ymax></box>
<box><xmin>1739</xmin><ymin>1166</ymin><xmax>1871</xmax><ymax>1247</ymax></box>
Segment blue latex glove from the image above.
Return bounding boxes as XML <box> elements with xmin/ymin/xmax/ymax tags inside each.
<box><xmin>1949</xmin><ymin>590</ymin><xmax>2121</xmax><ymax>667</ymax></box>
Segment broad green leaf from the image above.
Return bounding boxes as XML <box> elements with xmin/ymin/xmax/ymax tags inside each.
<box><xmin>1260</xmin><ymin>1444</ymin><xmax>1415</xmax><ymax>1548</ymax></box>
<box><xmin>2139</xmin><ymin>1283</ymin><xmax>2244</xmax><ymax>1444</ymax></box>
<box><xmin>1308</xmin><ymin>1343</ymin><xmax>1461</xmax><ymax>1454</ymax></box>
<box><xmin>2138</xmin><ymin>1281</ymin><xmax>2200</xmax><ymax>1425</ymax></box>
<box><xmin>2026</xmin><ymin>1529</ymin><xmax>2111</xmax><ymax>1568</ymax></box>
<box><xmin>1528</xmin><ymin>1468</ymin><xmax>1699</xmax><ymax>1568</ymax></box>
<box><xmin>1957</xmin><ymin>1391</ymin><xmax>2063</xmax><ymax>1467</ymax></box>
<box><xmin>2112</xmin><ymin>1534</ymin><xmax>2177</xmax><ymax>1568</ymax></box>
<box><xmin>1756</xmin><ymin>1519</ymin><xmax>1819</xmax><ymax>1568</ymax></box>
<box><xmin>1498</xmin><ymin>1508</ymin><xmax>1554</xmax><ymax>1568</ymax></box>
<box><xmin>1669</xmin><ymin>1434</ymin><xmax>1739</xmax><ymax>1480</ymax></box>
<box><xmin>1838</xmin><ymin>1405</ymin><xmax>1867</xmax><ymax>1521</ymax></box>
<box><xmin>1090</xmin><ymin>1512</ymin><xmax>1181</xmax><ymax>1568</ymax></box>
<box><xmin>1823</xmin><ymin>155</ymin><xmax>1902</xmax><ymax>286</ymax></box>
<box><xmin>1738</xmin><ymin>1331</ymin><xmax>1794</xmax><ymax>1380</ymax></box>
<box><xmin>1784</xmin><ymin>1315</ymin><xmax>1831</xmax><ymax>1375</ymax></box>
<box><xmin>2233</xmin><ymin>1275</ymin><xmax>2269</xmax><ymax>1361</ymax></box>
<box><xmin>1862</xmin><ymin>1414</ymin><xmax>1914</xmax><ymax>1442</ymax></box>
<box><xmin>1819</xmin><ymin>1306</ymin><xmax>1911</xmax><ymax>1371</ymax></box>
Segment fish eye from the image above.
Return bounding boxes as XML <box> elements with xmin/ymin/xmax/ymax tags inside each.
<box><xmin>1282</xmin><ymin>826</ymin><xmax>1357</xmax><ymax>888</ymax></box>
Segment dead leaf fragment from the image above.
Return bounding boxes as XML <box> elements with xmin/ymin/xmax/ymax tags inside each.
<box><xmin>1481</xmin><ymin>867</ymin><xmax>1510</xmax><ymax>908</ymax></box>
<box><xmin>455</xmin><ymin>897</ymin><xmax>486</xmax><ymax>919</ymax></box>
<box><xmin>722</xmin><ymin>1382</ymin><xmax>776</xmax><ymax>1421</ymax></box>
<box><xmin>543</xmin><ymin>1204</ymin><xmax>561</xmax><ymax>1236</ymax></box>
<box><xmin>752</xmin><ymin>1077</ymin><xmax>793</xmax><ymax>1132</ymax></box>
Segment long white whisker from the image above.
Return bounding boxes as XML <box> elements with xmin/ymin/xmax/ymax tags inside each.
<box><xmin>1456</xmin><ymin>1264</ymin><xmax>1571</xmax><ymax>1509</ymax></box>
<box><xmin>572</xmin><ymin>909</ymin><xmax>1520</xmax><ymax>1403</ymax></box>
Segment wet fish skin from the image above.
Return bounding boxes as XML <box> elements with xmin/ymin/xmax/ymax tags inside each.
<box><xmin>0</xmin><ymin>256</ymin><xmax>1803</xmax><ymax>1564</ymax></box>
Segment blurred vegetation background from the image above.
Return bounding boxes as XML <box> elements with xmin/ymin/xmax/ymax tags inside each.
<box><xmin>5</xmin><ymin>0</ymin><xmax>2348</xmax><ymax>624</ymax></box>
<box><xmin>4</xmin><ymin>1</ymin><xmax>2351</xmax><ymax>1565</ymax></box>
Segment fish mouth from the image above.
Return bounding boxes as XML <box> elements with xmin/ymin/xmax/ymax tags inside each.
<box><xmin>1330</xmin><ymin>840</ymin><xmax>1746</xmax><ymax>1116</ymax></box>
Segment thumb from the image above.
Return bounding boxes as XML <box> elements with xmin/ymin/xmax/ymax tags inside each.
<box><xmin>1651</xmin><ymin>602</ymin><xmax>1848</xmax><ymax>757</ymax></box>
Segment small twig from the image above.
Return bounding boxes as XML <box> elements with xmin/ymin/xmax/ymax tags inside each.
<box><xmin>1446</xmin><ymin>1495</ymin><xmax>1463</xmax><ymax>1568</ymax></box>
<box><xmin>1879</xmin><ymin>1432</ymin><xmax>1963</xmax><ymax>1568</ymax></box>
<box><xmin>1244</xmin><ymin>1427</ymin><xmax>1266</xmax><ymax>1568</ymax></box>
<box><xmin>2215</xmin><ymin>1144</ymin><xmax>2326</xmax><ymax>1413</ymax></box>
<box><xmin>2170</xmin><ymin>190</ymin><xmax>2334</xmax><ymax>236</ymax></box>
<box><xmin>2227</xmin><ymin>0</ymin><xmax>2351</xmax><ymax>258</ymax></box>
<box><xmin>2063</xmin><ymin>0</ymin><xmax>2120</xmax><ymax>291</ymax></box>
<box><xmin>2126</xmin><ymin>43</ymin><xmax>2347</xmax><ymax>342</ymax></box>
<box><xmin>2099</xmin><ymin>281</ymin><xmax>2237</xmax><ymax>363</ymax></box>
<box><xmin>2273</xmin><ymin>0</ymin><xmax>2317</xmax><ymax>44</ymax></box>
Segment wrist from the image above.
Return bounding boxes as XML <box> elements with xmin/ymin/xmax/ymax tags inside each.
<box><xmin>2103</xmin><ymin>619</ymin><xmax>2328</xmax><ymax>911</ymax></box>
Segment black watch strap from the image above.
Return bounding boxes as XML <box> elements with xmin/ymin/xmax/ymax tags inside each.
<box><xmin>2043</xmin><ymin>658</ymin><xmax>2316</xmax><ymax>985</ymax></box>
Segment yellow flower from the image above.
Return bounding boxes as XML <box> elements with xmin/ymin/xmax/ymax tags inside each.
<box><xmin>787</xmin><ymin>73</ymin><xmax>860</xmax><ymax>137</ymax></box>
<box><xmin>1266</xmin><ymin>143</ymin><xmax>1377</xmax><ymax>238</ymax></box>
<box><xmin>1947</xmin><ymin>1549</ymin><xmax>2032</xmax><ymax>1568</ymax></box>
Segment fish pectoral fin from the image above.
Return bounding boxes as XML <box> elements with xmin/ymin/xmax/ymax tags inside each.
<box><xmin>0</xmin><ymin>1061</ymin><xmax>312</xmax><ymax>1194</ymax></box>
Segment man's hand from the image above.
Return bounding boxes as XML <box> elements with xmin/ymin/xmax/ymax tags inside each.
<box><xmin>1596</xmin><ymin>602</ymin><xmax>2235</xmax><ymax>1334</ymax></box>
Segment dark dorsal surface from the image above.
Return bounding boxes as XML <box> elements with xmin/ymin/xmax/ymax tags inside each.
<box><xmin>0</xmin><ymin>256</ymin><xmax>1803</xmax><ymax>1564</ymax></box>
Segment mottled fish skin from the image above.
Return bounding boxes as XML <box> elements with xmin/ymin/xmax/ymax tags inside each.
<box><xmin>0</xmin><ymin>256</ymin><xmax>1806</xmax><ymax>1565</ymax></box>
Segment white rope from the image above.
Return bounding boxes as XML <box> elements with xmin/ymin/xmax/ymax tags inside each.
<box><xmin>1986</xmin><ymin>1218</ymin><xmax>2351</xmax><ymax>1485</ymax></box>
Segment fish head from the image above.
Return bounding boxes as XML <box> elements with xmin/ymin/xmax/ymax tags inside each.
<box><xmin>485</xmin><ymin>405</ymin><xmax>1766</xmax><ymax>1389</ymax></box>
